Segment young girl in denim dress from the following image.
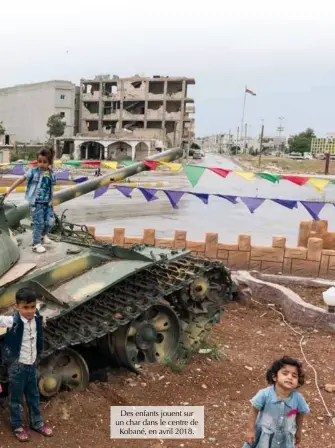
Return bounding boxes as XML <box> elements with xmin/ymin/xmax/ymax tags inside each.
<box><xmin>4</xmin><ymin>148</ymin><xmax>56</xmax><ymax>253</ymax></box>
<box><xmin>243</xmin><ymin>356</ymin><xmax>310</xmax><ymax>448</ymax></box>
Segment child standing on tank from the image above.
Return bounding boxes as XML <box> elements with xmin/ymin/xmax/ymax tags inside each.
<box><xmin>243</xmin><ymin>356</ymin><xmax>310</xmax><ymax>448</ymax></box>
<box><xmin>0</xmin><ymin>287</ymin><xmax>53</xmax><ymax>442</ymax></box>
<box><xmin>4</xmin><ymin>148</ymin><xmax>56</xmax><ymax>254</ymax></box>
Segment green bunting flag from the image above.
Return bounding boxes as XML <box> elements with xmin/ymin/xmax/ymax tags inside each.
<box><xmin>183</xmin><ymin>165</ymin><xmax>206</xmax><ymax>187</ymax></box>
<box><xmin>121</xmin><ymin>160</ymin><xmax>137</xmax><ymax>166</ymax></box>
<box><xmin>64</xmin><ymin>160</ymin><xmax>81</xmax><ymax>167</ymax></box>
<box><xmin>257</xmin><ymin>173</ymin><xmax>281</xmax><ymax>183</ymax></box>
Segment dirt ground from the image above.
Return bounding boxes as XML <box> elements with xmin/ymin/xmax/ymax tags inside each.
<box><xmin>235</xmin><ymin>155</ymin><xmax>335</xmax><ymax>175</ymax></box>
<box><xmin>0</xmin><ymin>300</ymin><xmax>334</xmax><ymax>448</ymax></box>
<box><xmin>287</xmin><ymin>284</ymin><xmax>329</xmax><ymax>309</ymax></box>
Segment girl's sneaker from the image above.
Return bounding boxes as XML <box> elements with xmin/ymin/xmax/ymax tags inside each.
<box><xmin>42</xmin><ymin>235</ymin><xmax>52</xmax><ymax>245</ymax></box>
<box><xmin>32</xmin><ymin>244</ymin><xmax>46</xmax><ymax>254</ymax></box>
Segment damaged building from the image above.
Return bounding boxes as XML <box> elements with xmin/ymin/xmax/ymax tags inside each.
<box><xmin>69</xmin><ymin>74</ymin><xmax>195</xmax><ymax>160</ymax></box>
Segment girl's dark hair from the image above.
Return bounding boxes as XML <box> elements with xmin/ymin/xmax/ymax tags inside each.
<box><xmin>266</xmin><ymin>356</ymin><xmax>305</xmax><ymax>386</ymax></box>
<box><xmin>38</xmin><ymin>147</ymin><xmax>55</xmax><ymax>165</ymax></box>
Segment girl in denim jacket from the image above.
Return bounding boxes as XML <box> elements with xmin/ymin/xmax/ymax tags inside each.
<box><xmin>4</xmin><ymin>148</ymin><xmax>56</xmax><ymax>253</ymax></box>
<box><xmin>243</xmin><ymin>356</ymin><xmax>310</xmax><ymax>448</ymax></box>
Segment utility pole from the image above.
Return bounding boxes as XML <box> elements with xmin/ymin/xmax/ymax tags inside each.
<box><xmin>258</xmin><ymin>123</ymin><xmax>264</xmax><ymax>167</ymax></box>
<box><xmin>277</xmin><ymin>116</ymin><xmax>284</xmax><ymax>152</ymax></box>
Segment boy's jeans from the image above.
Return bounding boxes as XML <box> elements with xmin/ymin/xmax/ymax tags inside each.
<box><xmin>30</xmin><ymin>203</ymin><xmax>54</xmax><ymax>246</ymax></box>
<box><xmin>8</xmin><ymin>362</ymin><xmax>44</xmax><ymax>430</ymax></box>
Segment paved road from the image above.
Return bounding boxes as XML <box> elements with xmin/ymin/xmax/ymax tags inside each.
<box><xmin>7</xmin><ymin>154</ymin><xmax>335</xmax><ymax>245</ymax></box>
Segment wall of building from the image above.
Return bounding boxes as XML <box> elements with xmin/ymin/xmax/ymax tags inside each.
<box><xmin>0</xmin><ymin>148</ymin><xmax>10</xmax><ymax>163</ymax></box>
<box><xmin>90</xmin><ymin>224</ymin><xmax>335</xmax><ymax>279</ymax></box>
<box><xmin>0</xmin><ymin>81</ymin><xmax>76</xmax><ymax>143</ymax></box>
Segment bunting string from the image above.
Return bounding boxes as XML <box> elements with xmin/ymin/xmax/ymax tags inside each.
<box><xmin>95</xmin><ymin>185</ymin><xmax>335</xmax><ymax>221</ymax></box>
<box><xmin>1</xmin><ymin>158</ymin><xmax>335</xmax><ymax>193</ymax></box>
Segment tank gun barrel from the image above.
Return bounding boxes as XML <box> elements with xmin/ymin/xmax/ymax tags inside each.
<box><xmin>5</xmin><ymin>147</ymin><xmax>184</xmax><ymax>227</ymax></box>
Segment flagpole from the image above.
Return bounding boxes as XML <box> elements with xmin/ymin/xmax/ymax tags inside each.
<box><xmin>240</xmin><ymin>85</ymin><xmax>247</xmax><ymax>152</ymax></box>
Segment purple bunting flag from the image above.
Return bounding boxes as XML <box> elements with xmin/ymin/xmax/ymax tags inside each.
<box><xmin>138</xmin><ymin>187</ymin><xmax>158</xmax><ymax>202</ymax></box>
<box><xmin>241</xmin><ymin>197</ymin><xmax>265</xmax><ymax>214</ymax></box>
<box><xmin>272</xmin><ymin>199</ymin><xmax>298</xmax><ymax>210</ymax></box>
<box><xmin>10</xmin><ymin>164</ymin><xmax>25</xmax><ymax>176</ymax></box>
<box><xmin>115</xmin><ymin>185</ymin><xmax>134</xmax><ymax>198</ymax></box>
<box><xmin>189</xmin><ymin>192</ymin><xmax>209</xmax><ymax>204</ymax></box>
<box><xmin>163</xmin><ymin>190</ymin><xmax>185</xmax><ymax>209</ymax></box>
<box><xmin>94</xmin><ymin>184</ymin><xmax>109</xmax><ymax>199</ymax></box>
<box><xmin>215</xmin><ymin>194</ymin><xmax>238</xmax><ymax>204</ymax></box>
<box><xmin>74</xmin><ymin>176</ymin><xmax>88</xmax><ymax>183</ymax></box>
<box><xmin>55</xmin><ymin>169</ymin><xmax>70</xmax><ymax>181</ymax></box>
<box><xmin>300</xmin><ymin>201</ymin><xmax>325</xmax><ymax>220</ymax></box>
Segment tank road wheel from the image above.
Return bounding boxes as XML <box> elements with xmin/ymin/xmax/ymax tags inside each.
<box><xmin>100</xmin><ymin>304</ymin><xmax>181</xmax><ymax>372</ymax></box>
<box><xmin>38</xmin><ymin>348</ymin><xmax>89</xmax><ymax>398</ymax></box>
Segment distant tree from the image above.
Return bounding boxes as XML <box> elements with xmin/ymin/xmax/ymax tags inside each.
<box><xmin>0</xmin><ymin>121</ymin><xmax>5</xmax><ymax>136</ymax></box>
<box><xmin>47</xmin><ymin>114</ymin><xmax>66</xmax><ymax>138</ymax></box>
<box><xmin>288</xmin><ymin>128</ymin><xmax>315</xmax><ymax>154</ymax></box>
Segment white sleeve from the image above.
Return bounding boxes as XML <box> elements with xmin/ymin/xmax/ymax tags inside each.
<box><xmin>0</xmin><ymin>316</ymin><xmax>14</xmax><ymax>328</ymax></box>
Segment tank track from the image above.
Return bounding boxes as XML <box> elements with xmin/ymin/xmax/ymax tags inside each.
<box><xmin>42</xmin><ymin>255</ymin><xmax>234</xmax><ymax>360</ymax></box>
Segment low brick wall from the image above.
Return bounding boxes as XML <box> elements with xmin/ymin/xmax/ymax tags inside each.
<box><xmin>298</xmin><ymin>220</ymin><xmax>335</xmax><ymax>250</ymax></box>
<box><xmin>88</xmin><ymin>225</ymin><xmax>335</xmax><ymax>280</ymax></box>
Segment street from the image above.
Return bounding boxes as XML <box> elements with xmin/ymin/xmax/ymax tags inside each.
<box><xmin>7</xmin><ymin>154</ymin><xmax>335</xmax><ymax>245</ymax></box>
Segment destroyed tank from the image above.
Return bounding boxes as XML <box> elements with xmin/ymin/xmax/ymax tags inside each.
<box><xmin>0</xmin><ymin>148</ymin><xmax>234</xmax><ymax>398</ymax></box>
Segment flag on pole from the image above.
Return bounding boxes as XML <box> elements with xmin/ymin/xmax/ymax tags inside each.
<box><xmin>246</xmin><ymin>87</ymin><xmax>256</xmax><ymax>96</ymax></box>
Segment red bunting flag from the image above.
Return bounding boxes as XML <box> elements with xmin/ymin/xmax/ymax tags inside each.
<box><xmin>143</xmin><ymin>160</ymin><xmax>159</xmax><ymax>170</ymax></box>
<box><xmin>282</xmin><ymin>175</ymin><xmax>309</xmax><ymax>186</ymax></box>
<box><xmin>83</xmin><ymin>161</ymin><xmax>101</xmax><ymax>166</ymax></box>
<box><xmin>209</xmin><ymin>168</ymin><xmax>231</xmax><ymax>178</ymax></box>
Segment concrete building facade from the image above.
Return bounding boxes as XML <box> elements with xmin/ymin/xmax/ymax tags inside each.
<box><xmin>311</xmin><ymin>133</ymin><xmax>335</xmax><ymax>156</ymax></box>
<box><xmin>78</xmin><ymin>74</ymin><xmax>195</xmax><ymax>149</ymax></box>
<box><xmin>0</xmin><ymin>80</ymin><xmax>76</xmax><ymax>144</ymax></box>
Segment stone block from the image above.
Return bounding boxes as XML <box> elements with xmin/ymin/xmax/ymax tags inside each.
<box><xmin>291</xmin><ymin>259</ymin><xmax>320</xmax><ymax>277</ymax></box>
<box><xmin>319</xmin><ymin>255</ymin><xmax>329</xmax><ymax>278</ymax></box>
<box><xmin>284</xmin><ymin>247</ymin><xmax>307</xmax><ymax>260</ymax></box>
<box><xmin>186</xmin><ymin>241</ymin><xmax>206</xmax><ymax>252</ymax></box>
<box><xmin>322</xmin><ymin>249</ymin><xmax>335</xmax><ymax>256</ymax></box>
<box><xmin>217</xmin><ymin>243</ymin><xmax>239</xmax><ymax>251</ymax></box>
<box><xmin>307</xmin><ymin>237</ymin><xmax>323</xmax><ymax>261</ymax></box>
<box><xmin>297</xmin><ymin>221</ymin><xmax>313</xmax><ymax>247</ymax></box>
<box><xmin>96</xmin><ymin>236</ymin><xmax>114</xmax><ymax>243</ymax></box>
<box><xmin>327</xmin><ymin>270</ymin><xmax>335</xmax><ymax>280</ymax></box>
<box><xmin>238</xmin><ymin>235</ymin><xmax>251</xmax><ymax>251</ymax></box>
<box><xmin>113</xmin><ymin>228</ymin><xmax>125</xmax><ymax>246</ymax></box>
<box><xmin>174</xmin><ymin>231</ymin><xmax>187</xmax><ymax>249</ymax></box>
<box><xmin>329</xmin><ymin>256</ymin><xmax>335</xmax><ymax>270</ymax></box>
<box><xmin>155</xmin><ymin>238</ymin><xmax>174</xmax><ymax>248</ymax></box>
<box><xmin>261</xmin><ymin>261</ymin><xmax>283</xmax><ymax>274</ymax></box>
<box><xmin>217</xmin><ymin>250</ymin><xmax>228</xmax><ymax>260</ymax></box>
<box><xmin>249</xmin><ymin>260</ymin><xmax>261</xmax><ymax>271</ymax></box>
<box><xmin>283</xmin><ymin>258</ymin><xmax>292</xmax><ymax>275</ymax></box>
<box><xmin>228</xmin><ymin>251</ymin><xmax>250</xmax><ymax>270</ymax></box>
<box><xmin>272</xmin><ymin>237</ymin><xmax>286</xmax><ymax>248</ymax></box>
<box><xmin>314</xmin><ymin>220</ymin><xmax>328</xmax><ymax>234</ymax></box>
<box><xmin>205</xmin><ymin>233</ymin><xmax>218</xmax><ymax>258</ymax></box>
<box><xmin>124</xmin><ymin>237</ymin><xmax>143</xmax><ymax>246</ymax></box>
<box><xmin>250</xmin><ymin>247</ymin><xmax>284</xmax><ymax>262</ymax></box>
<box><xmin>88</xmin><ymin>226</ymin><xmax>96</xmax><ymax>236</ymax></box>
<box><xmin>143</xmin><ymin>229</ymin><xmax>155</xmax><ymax>245</ymax></box>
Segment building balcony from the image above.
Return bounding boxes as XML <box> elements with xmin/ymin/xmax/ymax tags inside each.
<box><xmin>146</xmin><ymin>110</ymin><xmax>164</xmax><ymax>120</ymax></box>
<box><xmin>122</xmin><ymin>111</ymin><xmax>145</xmax><ymax>120</ymax></box>
<box><xmin>81</xmin><ymin>111</ymin><xmax>100</xmax><ymax>120</ymax></box>
<box><xmin>165</xmin><ymin>112</ymin><xmax>182</xmax><ymax>120</ymax></box>
<box><xmin>82</xmin><ymin>92</ymin><xmax>101</xmax><ymax>101</ymax></box>
<box><xmin>103</xmin><ymin>111</ymin><xmax>120</xmax><ymax>120</ymax></box>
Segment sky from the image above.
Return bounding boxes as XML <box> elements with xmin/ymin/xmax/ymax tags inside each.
<box><xmin>1</xmin><ymin>0</ymin><xmax>335</xmax><ymax>139</ymax></box>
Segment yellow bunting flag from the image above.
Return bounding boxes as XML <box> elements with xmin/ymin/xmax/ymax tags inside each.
<box><xmin>102</xmin><ymin>161</ymin><xmax>118</xmax><ymax>170</ymax></box>
<box><xmin>308</xmin><ymin>178</ymin><xmax>330</xmax><ymax>192</ymax></box>
<box><xmin>160</xmin><ymin>162</ymin><xmax>182</xmax><ymax>172</ymax></box>
<box><xmin>233</xmin><ymin>171</ymin><xmax>256</xmax><ymax>182</ymax></box>
<box><xmin>53</xmin><ymin>160</ymin><xmax>63</xmax><ymax>165</ymax></box>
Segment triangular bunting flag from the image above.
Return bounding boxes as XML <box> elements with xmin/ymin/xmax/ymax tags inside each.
<box><xmin>55</xmin><ymin>169</ymin><xmax>70</xmax><ymax>181</ymax></box>
<box><xmin>241</xmin><ymin>197</ymin><xmax>265</xmax><ymax>213</ymax></box>
<box><xmin>183</xmin><ymin>165</ymin><xmax>206</xmax><ymax>187</ymax></box>
<box><xmin>64</xmin><ymin>160</ymin><xmax>81</xmax><ymax>167</ymax></box>
<box><xmin>144</xmin><ymin>160</ymin><xmax>159</xmax><ymax>170</ymax></box>
<box><xmin>53</xmin><ymin>160</ymin><xmax>62</xmax><ymax>165</ymax></box>
<box><xmin>282</xmin><ymin>175</ymin><xmax>309</xmax><ymax>186</ymax></box>
<box><xmin>120</xmin><ymin>160</ymin><xmax>137</xmax><ymax>166</ymax></box>
<box><xmin>83</xmin><ymin>161</ymin><xmax>101</xmax><ymax>166</ymax></box>
<box><xmin>189</xmin><ymin>192</ymin><xmax>209</xmax><ymax>204</ymax></box>
<box><xmin>9</xmin><ymin>164</ymin><xmax>25</xmax><ymax>176</ymax></box>
<box><xmin>74</xmin><ymin>176</ymin><xmax>88</xmax><ymax>183</ymax></box>
<box><xmin>160</xmin><ymin>162</ymin><xmax>182</xmax><ymax>172</ymax></box>
<box><xmin>138</xmin><ymin>187</ymin><xmax>158</xmax><ymax>202</ymax></box>
<box><xmin>208</xmin><ymin>167</ymin><xmax>231</xmax><ymax>178</ymax></box>
<box><xmin>272</xmin><ymin>199</ymin><xmax>298</xmax><ymax>210</ymax></box>
<box><xmin>94</xmin><ymin>185</ymin><xmax>109</xmax><ymax>199</ymax></box>
<box><xmin>215</xmin><ymin>194</ymin><xmax>238</xmax><ymax>204</ymax></box>
<box><xmin>308</xmin><ymin>178</ymin><xmax>330</xmax><ymax>192</ymax></box>
<box><xmin>300</xmin><ymin>201</ymin><xmax>325</xmax><ymax>220</ymax></box>
<box><xmin>115</xmin><ymin>185</ymin><xmax>134</xmax><ymax>198</ymax></box>
<box><xmin>257</xmin><ymin>173</ymin><xmax>281</xmax><ymax>183</ymax></box>
<box><xmin>233</xmin><ymin>171</ymin><xmax>256</xmax><ymax>182</ymax></box>
<box><xmin>102</xmin><ymin>161</ymin><xmax>118</xmax><ymax>170</ymax></box>
<box><xmin>163</xmin><ymin>190</ymin><xmax>185</xmax><ymax>209</ymax></box>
